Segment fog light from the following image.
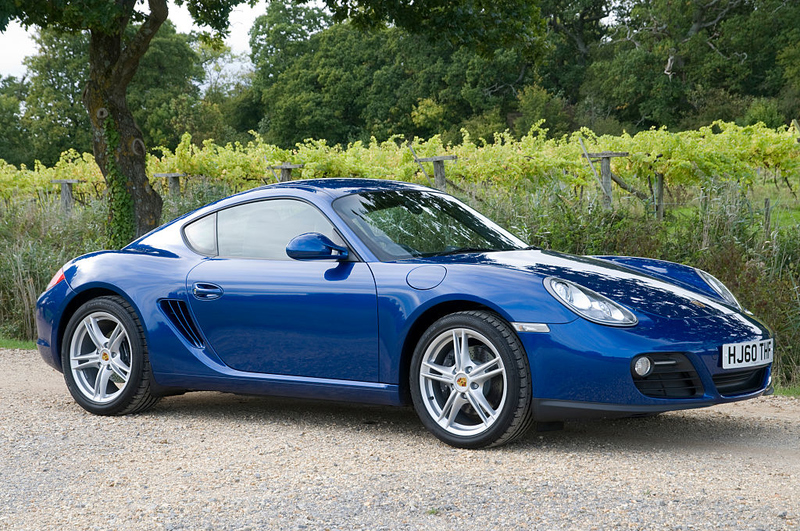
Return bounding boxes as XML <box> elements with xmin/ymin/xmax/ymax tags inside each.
<box><xmin>633</xmin><ymin>356</ymin><xmax>653</xmax><ymax>378</ymax></box>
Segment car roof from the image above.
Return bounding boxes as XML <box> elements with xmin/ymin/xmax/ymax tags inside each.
<box><xmin>259</xmin><ymin>178</ymin><xmax>435</xmax><ymax>199</ymax></box>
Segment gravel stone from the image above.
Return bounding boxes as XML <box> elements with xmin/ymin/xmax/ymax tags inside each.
<box><xmin>1</xmin><ymin>348</ymin><xmax>798</xmax><ymax>530</ymax></box>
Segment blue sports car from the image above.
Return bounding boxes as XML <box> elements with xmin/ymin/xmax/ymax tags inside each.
<box><xmin>36</xmin><ymin>179</ymin><xmax>774</xmax><ymax>448</ymax></box>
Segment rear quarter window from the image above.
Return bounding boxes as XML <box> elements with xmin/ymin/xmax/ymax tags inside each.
<box><xmin>183</xmin><ymin>214</ymin><xmax>217</xmax><ymax>256</ymax></box>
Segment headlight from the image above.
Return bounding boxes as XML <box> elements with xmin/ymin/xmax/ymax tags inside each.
<box><xmin>545</xmin><ymin>277</ymin><xmax>638</xmax><ymax>327</ymax></box>
<box><xmin>696</xmin><ymin>269</ymin><xmax>741</xmax><ymax>310</ymax></box>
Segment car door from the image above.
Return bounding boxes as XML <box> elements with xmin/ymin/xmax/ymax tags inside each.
<box><xmin>185</xmin><ymin>198</ymin><xmax>379</xmax><ymax>382</ymax></box>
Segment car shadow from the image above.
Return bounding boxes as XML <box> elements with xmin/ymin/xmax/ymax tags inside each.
<box><xmin>147</xmin><ymin>391</ymin><xmax>790</xmax><ymax>453</ymax></box>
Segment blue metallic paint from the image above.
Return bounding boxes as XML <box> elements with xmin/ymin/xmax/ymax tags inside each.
<box><xmin>35</xmin><ymin>178</ymin><xmax>773</xmax><ymax>417</ymax></box>
<box><xmin>186</xmin><ymin>259</ymin><xmax>379</xmax><ymax>381</ymax></box>
<box><xmin>593</xmin><ymin>255</ymin><xmax>731</xmax><ymax>305</ymax></box>
<box><xmin>405</xmin><ymin>265</ymin><xmax>447</xmax><ymax>290</ymax></box>
<box><xmin>285</xmin><ymin>232</ymin><xmax>349</xmax><ymax>261</ymax></box>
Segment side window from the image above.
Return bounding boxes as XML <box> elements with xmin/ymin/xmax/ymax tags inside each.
<box><xmin>184</xmin><ymin>213</ymin><xmax>217</xmax><ymax>255</ymax></box>
<box><xmin>217</xmin><ymin>199</ymin><xmax>345</xmax><ymax>260</ymax></box>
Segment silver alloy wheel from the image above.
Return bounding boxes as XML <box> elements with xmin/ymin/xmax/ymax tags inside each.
<box><xmin>68</xmin><ymin>311</ymin><xmax>132</xmax><ymax>404</ymax></box>
<box><xmin>418</xmin><ymin>327</ymin><xmax>508</xmax><ymax>436</ymax></box>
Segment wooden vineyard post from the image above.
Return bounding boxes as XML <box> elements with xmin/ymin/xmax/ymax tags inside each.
<box><xmin>655</xmin><ymin>173</ymin><xmax>665</xmax><ymax>221</ymax></box>
<box><xmin>267</xmin><ymin>163</ymin><xmax>304</xmax><ymax>183</ymax></box>
<box><xmin>764</xmin><ymin>198</ymin><xmax>772</xmax><ymax>243</ymax></box>
<box><xmin>579</xmin><ymin>148</ymin><xmax>629</xmax><ymax>210</ymax></box>
<box><xmin>154</xmin><ymin>173</ymin><xmax>186</xmax><ymax>196</ymax></box>
<box><xmin>51</xmin><ymin>179</ymin><xmax>82</xmax><ymax>213</ymax></box>
<box><xmin>414</xmin><ymin>155</ymin><xmax>457</xmax><ymax>191</ymax></box>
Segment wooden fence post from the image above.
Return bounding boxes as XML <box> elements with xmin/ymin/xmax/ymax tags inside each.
<box><xmin>599</xmin><ymin>157</ymin><xmax>613</xmax><ymax>209</ymax></box>
<box><xmin>579</xmin><ymin>148</ymin><xmax>629</xmax><ymax>210</ymax></box>
<box><xmin>51</xmin><ymin>179</ymin><xmax>82</xmax><ymax>213</ymax></box>
<box><xmin>764</xmin><ymin>198</ymin><xmax>771</xmax><ymax>242</ymax></box>
<box><xmin>655</xmin><ymin>173</ymin><xmax>665</xmax><ymax>220</ymax></box>
<box><xmin>414</xmin><ymin>155</ymin><xmax>457</xmax><ymax>191</ymax></box>
<box><xmin>267</xmin><ymin>163</ymin><xmax>304</xmax><ymax>182</ymax></box>
<box><xmin>154</xmin><ymin>173</ymin><xmax>186</xmax><ymax>196</ymax></box>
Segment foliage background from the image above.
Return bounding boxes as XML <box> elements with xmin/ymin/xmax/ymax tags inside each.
<box><xmin>1</xmin><ymin>123</ymin><xmax>799</xmax><ymax>385</ymax></box>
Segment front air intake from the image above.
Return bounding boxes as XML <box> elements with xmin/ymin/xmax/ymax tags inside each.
<box><xmin>713</xmin><ymin>367</ymin><xmax>767</xmax><ymax>396</ymax></box>
<box><xmin>159</xmin><ymin>299</ymin><xmax>204</xmax><ymax>348</ymax></box>
<box><xmin>633</xmin><ymin>353</ymin><xmax>704</xmax><ymax>398</ymax></box>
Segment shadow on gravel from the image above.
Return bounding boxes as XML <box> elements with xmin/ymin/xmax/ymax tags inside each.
<box><xmin>150</xmin><ymin>391</ymin><xmax>422</xmax><ymax>432</ymax></box>
<box><xmin>145</xmin><ymin>391</ymin><xmax>789</xmax><ymax>453</ymax></box>
<box><xmin>513</xmin><ymin>413</ymin><xmax>787</xmax><ymax>454</ymax></box>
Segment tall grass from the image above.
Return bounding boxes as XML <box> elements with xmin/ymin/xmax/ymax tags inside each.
<box><xmin>0</xmin><ymin>194</ymin><xmax>108</xmax><ymax>338</ymax></box>
<box><xmin>2</xmin><ymin>177</ymin><xmax>798</xmax><ymax>386</ymax></box>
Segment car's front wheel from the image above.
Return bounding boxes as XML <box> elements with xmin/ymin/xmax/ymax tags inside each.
<box><xmin>62</xmin><ymin>296</ymin><xmax>160</xmax><ymax>415</ymax></box>
<box><xmin>410</xmin><ymin>310</ymin><xmax>533</xmax><ymax>448</ymax></box>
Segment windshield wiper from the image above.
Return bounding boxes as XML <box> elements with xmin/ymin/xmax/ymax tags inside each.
<box><xmin>425</xmin><ymin>247</ymin><xmax>497</xmax><ymax>257</ymax></box>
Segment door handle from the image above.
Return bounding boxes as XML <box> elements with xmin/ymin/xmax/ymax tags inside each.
<box><xmin>192</xmin><ymin>282</ymin><xmax>223</xmax><ymax>300</ymax></box>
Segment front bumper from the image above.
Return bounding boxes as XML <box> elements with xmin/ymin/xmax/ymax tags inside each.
<box><xmin>517</xmin><ymin>313</ymin><xmax>772</xmax><ymax>421</ymax></box>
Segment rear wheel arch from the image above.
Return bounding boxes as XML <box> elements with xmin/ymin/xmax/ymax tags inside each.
<box><xmin>61</xmin><ymin>294</ymin><xmax>161</xmax><ymax>415</ymax></box>
<box><xmin>56</xmin><ymin>287</ymin><xmax>142</xmax><ymax>371</ymax></box>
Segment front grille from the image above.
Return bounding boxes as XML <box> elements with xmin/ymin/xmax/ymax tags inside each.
<box><xmin>633</xmin><ymin>353</ymin><xmax>704</xmax><ymax>398</ymax></box>
<box><xmin>159</xmin><ymin>299</ymin><xmax>204</xmax><ymax>348</ymax></box>
<box><xmin>713</xmin><ymin>367</ymin><xmax>767</xmax><ymax>396</ymax></box>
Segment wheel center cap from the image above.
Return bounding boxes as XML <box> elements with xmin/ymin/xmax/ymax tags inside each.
<box><xmin>455</xmin><ymin>374</ymin><xmax>468</xmax><ymax>390</ymax></box>
<box><xmin>101</xmin><ymin>350</ymin><xmax>110</xmax><ymax>362</ymax></box>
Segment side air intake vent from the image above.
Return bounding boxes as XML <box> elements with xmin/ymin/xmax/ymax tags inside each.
<box><xmin>159</xmin><ymin>299</ymin><xmax>204</xmax><ymax>348</ymax></box>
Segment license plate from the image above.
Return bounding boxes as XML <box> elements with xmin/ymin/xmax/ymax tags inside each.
<box><xmin>721</xmin><ymin>339</ymin><xmax>773</xmax><ymax>369</ymax></box>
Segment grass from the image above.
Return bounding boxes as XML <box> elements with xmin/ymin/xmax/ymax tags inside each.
<box><xmin>775</xmin><ymin>385</ymin><xmax>800</xmax><ymax>397</ymax></box>
<box><xmin>0</xmin><ymin>336</ymin><xmax>36</xmax><ymax>350</ymax></box>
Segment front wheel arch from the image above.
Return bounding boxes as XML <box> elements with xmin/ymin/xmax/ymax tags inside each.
<box><xmin>409</xmin><ymin>310</ymin><xmax>534</xmax><ymax>448</ymax></box>
<box><xmin>398</xmin><ymin>300</ymin><xmax>503</xmax><ymax>404</ymax></box>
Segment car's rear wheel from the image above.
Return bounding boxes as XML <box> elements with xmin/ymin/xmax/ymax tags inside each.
<box><xmin>410</xmin><ymin>310</ymin><xmax>533</xmax><ymax>448</ymax></box>
<box><xmin>62</xmin><ymin>296</ymin><xmax>160</xmax><ymax>415</ymax></box>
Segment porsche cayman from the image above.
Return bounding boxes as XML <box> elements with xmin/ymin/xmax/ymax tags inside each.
<box><xmin>35</xmin><ymin>178</ymin><xmax>774</xmax><ymax>448</ymax></box>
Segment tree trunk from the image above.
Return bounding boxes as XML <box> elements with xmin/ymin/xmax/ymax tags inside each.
<box><xmin>83</xmin><ymin>1</ymin><xmax>167</xmax><ymax>247</ymax></box>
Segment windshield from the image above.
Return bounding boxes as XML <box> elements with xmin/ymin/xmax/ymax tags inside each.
<box><xmin>332</xmin><ymin>190</ymin><xmax>527</xmax><ymax>261</ymax></box>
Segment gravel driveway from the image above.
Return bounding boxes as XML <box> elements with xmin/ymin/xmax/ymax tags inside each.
<box><xmin>1</xmin><ymin>348</ymin><xmax>798</xmax><ymax>530</ymax></box>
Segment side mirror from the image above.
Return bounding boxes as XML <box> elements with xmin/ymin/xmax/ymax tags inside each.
<box><xmin>286</xmin><ymin>232</ymin><xmax>349</xmax><ymax>261</ymax></box>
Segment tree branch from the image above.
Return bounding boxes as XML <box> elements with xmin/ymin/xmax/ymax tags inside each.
<box><xmin>687</xmin><ymin>0</ymin><xmax>743</xmax><ymax>37</ymax></box>
<box><xmin>609</xmin><ymin>171</ymin><xmax>650</xmax><ymax>201</ymax></box>
<box><xmin>114</xmin><ymin>0</ymin><xmax>168</xmax><ymax>88</ymax></box>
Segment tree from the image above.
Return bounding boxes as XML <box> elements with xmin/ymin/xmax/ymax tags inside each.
<box><xmin>538</xmin><ymin>0</ymin><xmax>609</xmax><ymax>101</ymax></box>
<box><xmin>321</xmin><ymin>0</ymin><xmax>544</xmax><ymax>59</ymax></box>
<box><xmin>127</xmin><ymin>21</ymin><xmax>205</xmax><ymax>150</ymax></box>
<box><xmin>1</xmin><ymin>0</ymin><xmax>544</xmax><ymax>243</ymax></box>
<box><xmin>581</xmin><ymin>0</ymin><xmax>800</xmax><ymax>130</ymax></box>
<box><xmin>514</xmin><ymin>84</ymin><xmax>572</xmax><ymax>138</ymax></box>
<box><xmin>0</xmin><ymin>76</ymin><xmax>28</xmax><ymax>167</ymax></box>
<box><xmin>2</xmin><ymin>1</ymin><xmax>176</xmax><ymax>243</ymax></box>
<box><xmin>251</xmin><ymin>9</ymin><xmax>536</xmax><ymax>148</ymax></box>
<box><xmin>21</xmin><ymin>28</ymin><xmax>92</xmax><ymax>166</ymax></box>
<box><xmin>0</xmin><ymin>1</ymin><xmax>249</xmax><ymax>244</ymax></box>
<box><xmin>10</xmin><ymin>24</ymin><xmax>212</xmax><ymax>167</ymax></box>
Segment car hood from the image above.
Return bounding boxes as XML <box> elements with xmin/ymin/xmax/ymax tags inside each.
<box><xmin>426</xmin><ymin>249</ymin><xmax>747</xmax><ymax>322</ymax></box>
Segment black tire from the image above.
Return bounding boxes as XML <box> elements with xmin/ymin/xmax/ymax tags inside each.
<box><xmin>61</xmin><ymin>296</ymin><xmax>160</xmax><ymax>415</ymax></box>
<box><xmin>410</xmin><ymin>310</ymin><xmax>533</xmax><ymax>448</ymax></box>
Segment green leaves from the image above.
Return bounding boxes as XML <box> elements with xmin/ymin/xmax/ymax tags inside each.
<box><xmin>320</xmin><ymin>0</ymin><xmax>545</xmax><ymax>59</ymax></box>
